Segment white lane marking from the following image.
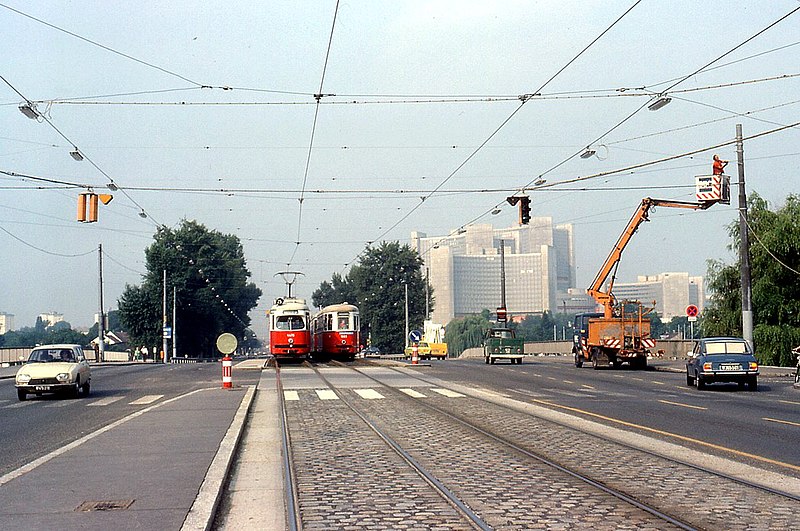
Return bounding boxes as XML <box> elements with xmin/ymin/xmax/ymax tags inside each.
<box><xmin>563</xmin><ymin>380</ymin><xmax>575</xmax><ymax>384</ymax></box>
<box><xmin>315</xmin><ymin>389</ymin><xmax>338</xmax><ymax>400</ymax></box>
<box><xmin>652</xmin><ymin>381</ymin><xmax>665</xmax><ymax>386</ymax></box>
<box><xmin>581</xmin><ymin>384</ymin><xmax>595</xmax><ymax>390</ymax></box>
<box><xmin>399</xmin><ymin>388</ymin><xmax>427</xmax><ymax>398</ymax></box>
<box><xmin>763</xmin><ymin>417</ymin><xmax>800</xmax><ymax>427</ymax></box>
<box><xmin>354</xmin><ymin>389</ymin><xmax>385</xmax><ymax>400</ymax></box>
<box><xmin>129</xmin><ymin>394</ymin><xmax>164</xmax><ymax>405</ymax></box>
<box><xmin>87</xmin><ymin>396</ymin><xmax>125</xmax><ymax>407</ymax></box>
<box><xmin>4</xmin><ymin>401</ymin><xmax>32</xmax><ymax>409</ymax></box>
<box><xmin>43</xmin><ymin>401</ymin><xmax>72</xmax><ymax>408</ymax></box>
<box><xmin>283</xmin><ymin>390</ymin><xmax>299</xmax><ymax>401</ymax></box>
<box><xmin>659</xmin><ymin>399</ymin><xmax>707</xmax><ymax>411</ymax></box>
<box><xmin>431</xmin><ymin>388</ymin><xmax>465</xmax><ymax>398</ymax></box>
<box><xmin>779</xmin><ymin>400</ymin><xmax>800</xmax><ymax>406</ymax></box>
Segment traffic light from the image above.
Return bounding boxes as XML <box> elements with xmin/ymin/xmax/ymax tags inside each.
<box><xmin>519</xmin><ymin>195</ymin><xmax>531</xmax><ymax>225</ymax></box>
<box><xmin>77</xmin><ymin>193</ymin><xmax>113</xmax><ymax>223</ymax></box>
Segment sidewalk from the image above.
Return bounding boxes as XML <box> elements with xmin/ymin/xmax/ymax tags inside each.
<box><xmin>0</xmin><ymin>383</ymin><xmax>255</xmax><ymax>530</ymax></box>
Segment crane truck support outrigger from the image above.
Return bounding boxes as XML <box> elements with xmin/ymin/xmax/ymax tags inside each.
<box><xmin>574</xmin><ymin>197</ymin><xmax>715</xmax><ymax>370</ymax></box>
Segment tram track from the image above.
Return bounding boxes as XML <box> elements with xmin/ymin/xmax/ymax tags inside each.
<box><xmin>274</xmin><ymin>360</ymin><xmax>799</xmax><ymax>529</ymax></box>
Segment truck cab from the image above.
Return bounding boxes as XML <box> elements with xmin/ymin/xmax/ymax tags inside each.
<box><xmin>483</xmin><ymin>327</ymin><xmax>524</xmax><ymax>365</ymax></box>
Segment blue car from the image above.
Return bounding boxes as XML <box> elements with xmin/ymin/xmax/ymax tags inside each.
<box><xmin>686</xmin><ymin>337</ymin><xmax>759</xmax><ymax>391</ymax></box>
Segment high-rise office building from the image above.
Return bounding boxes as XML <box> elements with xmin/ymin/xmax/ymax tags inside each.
<box><xmin>611</xmin><ymin>272</ymin><xmax>705</xmax><ymax>321</ymax></box>
<box><xmin>411</xmin><ymin>219</ymin><xmax>575</xmax><ymax>324</ymax></box>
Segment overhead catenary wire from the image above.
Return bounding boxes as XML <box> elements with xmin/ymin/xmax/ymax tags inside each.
<box><xmin>287</xmin><ymin>0</ymin><xmax>341</xmax><ymax>269</ymax></box>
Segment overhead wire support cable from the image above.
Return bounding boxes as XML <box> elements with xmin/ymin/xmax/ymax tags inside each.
<box><xmin>1</xmin><ymin>75</ymin><xmax>162</xmax><ymax>227</ymax></box>
<box><xmin>343</xmin><ymin>0</ymin><xmax>644</xmax><ymax>271</ymax></box>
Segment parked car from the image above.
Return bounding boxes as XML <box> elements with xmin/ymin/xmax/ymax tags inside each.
<box><xmin>15</xmin><ymin>344</ymin><xmax>92</xmax><ymax>401</ymax></box>
<box><xmin>686</xmin><ymin>337</ymin><xmax>758</xmax><ymax>391</ymax></box>
<box><xmin>360</xmin><ymin>346</ymin><xmax>381</xmax><ymax>357</ymax></box>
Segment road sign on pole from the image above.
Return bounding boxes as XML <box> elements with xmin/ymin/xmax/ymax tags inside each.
<box><xmin>409</xmin><ymin>329</ymin><xmax>422</xmax><ymax>343</ymax></box>
<box><xmin>686</xmin><ymin>304</ymin><xmax>699</xmax><ymax>322</ymax></box>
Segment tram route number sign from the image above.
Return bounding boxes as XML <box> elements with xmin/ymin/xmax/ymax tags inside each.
<box><xmin>686</xmin><ymin>304</ymin><xmax>699</xmax><ymax>322</ymax></box>
<box><xmin>409</xmin><ymin>329</ymin><xmax>422</xmax><ymax>343</ymax></box>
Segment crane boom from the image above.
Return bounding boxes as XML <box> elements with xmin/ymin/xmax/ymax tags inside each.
<box><xmin>587</xmin><ymin>197</ymin><xmax>712</xmax><ymax>318</ymax></box>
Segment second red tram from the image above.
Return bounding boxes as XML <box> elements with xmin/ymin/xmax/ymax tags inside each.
<box><xmin>269</xmin><ymin>297</ymin><xmax>312</xmax><ymax>360</ymax></box>
<box><xmin>311</xmin><ymin>303</ymin><xmax>360</xmax><ymax>361</ymax></box>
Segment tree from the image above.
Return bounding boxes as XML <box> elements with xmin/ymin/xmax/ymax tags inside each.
<box><xmin>118</xmin><ymin>220</ymin><xmax>262</xmax><ymax>358</ymax></box>
<box><xmin>444</xmin><ymin>311</ymin><xmax>492</xmax><ymax>356</ymax></box>
<box><xmin>703</xmin><ymin>193</ymin><xmax>800</xmax><ymax>365</ymax></box>
<box><xmin>313</xmin><ymin>242</ymin><xmax>429</xmax><ymax>353</ymax></box>
<box><xmin>311</xmin><ymin>272</ymin><xmax>356</xmax><ymax>310</ymax></box>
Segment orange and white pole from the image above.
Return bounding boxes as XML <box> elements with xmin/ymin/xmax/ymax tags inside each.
<box><xmin>411</xmin><ymin>344</ymin><xmax>419</xmax><ymax>365</ymax></box>
<box><xmin>222</xmin><ymin>356</ymin><xmax>232</xmax><ymax>388</ymax></box>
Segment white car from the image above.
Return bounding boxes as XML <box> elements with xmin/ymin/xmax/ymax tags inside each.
<box><xmin>15</xmin><ymin>344</ymin><xmax>92</xmax><ymax>401</ymax></box>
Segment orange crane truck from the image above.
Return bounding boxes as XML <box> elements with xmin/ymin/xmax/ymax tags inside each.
<box><xmin>574</xmin><ymin>197</ymin><xmax>713</xmax><ymax>369</ymax></box>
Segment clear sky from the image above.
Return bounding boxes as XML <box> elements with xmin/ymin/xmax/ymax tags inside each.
<box><xmin>2</xmin><ymin>1</ymin><xmax>799</xmax><ymax>339</ymax></box>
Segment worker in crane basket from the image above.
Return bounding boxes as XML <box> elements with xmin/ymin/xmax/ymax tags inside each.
<box><xmin>712</xmin><ymin>154</ymin><xmax>728</xmax><ymax>175</ymax></box>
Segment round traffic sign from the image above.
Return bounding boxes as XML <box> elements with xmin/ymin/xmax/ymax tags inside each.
<box><xmin>685</xmin><ymin>305</ymin><xmax>699</xmax><ymax>317</ymax></box>
<box><xmin>409</xmin><ymin>329</ymin><xmax>422</xmax><ymax>343</ymax></box>
<box><xmin>216</xmin><ymin>333</ymin><xmax>238</xmax><ymax>355</ymax></box>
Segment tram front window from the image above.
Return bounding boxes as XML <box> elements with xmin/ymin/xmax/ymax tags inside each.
<box><xmin>276</xmin><ymin>316</ymin><xmax>305</xmax><ymax>330</ymax></box>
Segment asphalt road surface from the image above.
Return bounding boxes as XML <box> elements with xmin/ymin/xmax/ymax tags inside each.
<box><xmin>421</xmin><ymin>356</ymin><xmax>800</xmax><ymax>476</ymax></box>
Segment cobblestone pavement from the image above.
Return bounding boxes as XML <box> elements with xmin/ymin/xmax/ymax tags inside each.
<box><xmin>374</xmin><ymin>386</ymin><xmax>799</xmax><ymax>530</ymax></box>
<box><xmin>282</xmin><ymin>365</ymin><xmax>800</xmax><ymax>529</ymax></box>
<box><xmin>348</xmin><ymin>390</ymin><xmax>681</xmax><ymax>530</ymax></box>
<box><xmin>285</xmin><ymin>393</ymin><xmax>475</xmax><ymax>529</ymax></box>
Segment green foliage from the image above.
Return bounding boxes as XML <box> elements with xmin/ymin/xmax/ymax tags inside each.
<box><xmin>118</xmin><ymin>220</ymin><xmax>262</xmax><ymax>358</ymax></box>
<box><xmin>515</xmin><ymin>311</ymin><xmax>572</xmax><ymax>341</ymax></box>
<box><xmin>704</xmin><ymin>194</ymin><xmax>800</xmax><ymax>365</ymax></box>
<box><xmin>0</xmin><ymin>323</ymin><xmax>88</xmax><ymax>348</ymax></box>
<box><xmin>313</xmin><ymin>242</ymin><xmax>429</xmax><ymax>353</ymax></box>
<box><xmin>444</xmin><ymin>313</ymin><xmax>492</xmax><ymax>356</ymax></box>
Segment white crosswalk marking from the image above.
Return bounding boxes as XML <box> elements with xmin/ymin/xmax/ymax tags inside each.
<box><xmin>284</xmin><ymin>390</ymin><xmax>299</xmax><ymax>401</ymax></box>
<box><xmin>87</xmin><ymin>396</ymin><xmax>125</xmax><ymax>407</ymax></box>
<box><xmin>399</xmin><ymin>388</ymin><xmax>427</xmax><ymax>398</ymax></box>
<box><xmin>354</xmin><ymin>389</ymin><xmax>384</xmax><ymax>400</ymax></box>
<box><xmin>129</xmin><ymin>394</ymin><xmax>163</xmax><ymax>405</ymax></box>
<box><xmin>315</xmin><ymin>389</ymin><xmax>338</xmax><ymax>400</ymax></box>
<box><xmin>4</xmin><ymin>401</ymin><xmax>32</xmax><ymax>409</ymax></box>
<box><xmin>431</xmin><ymin>388</ymin><xmax>465</xmax><ymax>398</ymax></box>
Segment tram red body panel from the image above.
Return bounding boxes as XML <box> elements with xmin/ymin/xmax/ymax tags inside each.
<box><xmin>269</xmin><ymin>297</ymin><xmax>311</xmax><ymax>359</ymax></box>
<box><xmin>311</xmin><ymin>303</ymin><xmax>360</xmax><ymax>360</ymax></box>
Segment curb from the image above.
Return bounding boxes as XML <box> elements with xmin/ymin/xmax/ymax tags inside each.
<box><xmin>181</xmin><ymin>384</ymin><xmax>257</xmax><ymax>531</ymax></box>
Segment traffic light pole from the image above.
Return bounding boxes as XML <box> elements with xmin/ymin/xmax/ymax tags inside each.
<box><xmin>98</xmin><ymin>244</ymin><xmax>105</xmax><ymax>363</ymax></box>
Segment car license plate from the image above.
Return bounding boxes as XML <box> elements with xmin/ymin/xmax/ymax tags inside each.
<box><xmin>719</xmin><ymin>364</ymin><xmax>741</xmax><ymax>371</ymax></box>
<box><xmin>35</xmin><ymin>385</ymin><xmax>51</xmax><ymax>391</ymax></box>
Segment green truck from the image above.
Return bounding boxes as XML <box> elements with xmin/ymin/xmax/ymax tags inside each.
<box><xmin>483</xmin><ymin>327</ymin><xmax>525</xmax><ymax>364</ymax></box>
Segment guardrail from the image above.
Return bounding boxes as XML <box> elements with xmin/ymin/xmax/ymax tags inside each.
<box><xmin>0</xmin><ymin>347</ymin><xmax>29</xmax><ymax>365</ymax></box>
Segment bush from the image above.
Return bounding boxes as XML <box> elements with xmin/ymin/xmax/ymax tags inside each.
<box><xmin>753</xmin><ymin>324</ymin><xmax>800</xmax><ymax>366</ymax></box>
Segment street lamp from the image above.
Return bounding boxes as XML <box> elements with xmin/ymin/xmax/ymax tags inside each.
<box><xmin>648</xmin><ymin>95</ymin><xmax>672</xmax><ymax>111</ymax></box>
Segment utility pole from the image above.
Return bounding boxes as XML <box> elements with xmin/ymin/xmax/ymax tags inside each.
<box><xmin>98</xmin><ymin>244</ymin><xmax>105</xmax><ymax>363</ymax></box>
<box><xmin>736</xmin><ymin>124</ymin><xmax>754</xmax><ymax>349</ymax></box>
<box><xmin>162</xmin><ymin>269</ymin><xmax>168</xmax><ymax>364</ymax></box>
<box><xmin>404</xmin><ymin>283</ymin><xmax>409</xmax><ymax>349</ymax></box>
<box><xmin>500</xmin><ymin>240</ymin><xmax>507</xmax><ymax>310</ymax></box>
<box><xmin>172</xmin><ymin>286</ymin><xmax>177</xmax><ymax>361</ymax></box>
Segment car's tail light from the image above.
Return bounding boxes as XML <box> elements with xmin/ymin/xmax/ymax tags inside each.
<box><xmin>749</xmin><ymin>362</ymin><xmax>758</xmax><ymax>370</ymax></box>
<box><xmin>702</xmin><ymin>362</ymin><xmax>712</xmax><ymax>371</ymax></box>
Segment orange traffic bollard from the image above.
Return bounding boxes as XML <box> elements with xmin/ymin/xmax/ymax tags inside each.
<box><xmin>222</xmin><ymin>356</ymin><xmax>232</xmax><ymax>388</ymax></box>
<box><xmin>411</xmin><ymin>344</ymin><xmax>419</xmax><ymax>365</ymax></box>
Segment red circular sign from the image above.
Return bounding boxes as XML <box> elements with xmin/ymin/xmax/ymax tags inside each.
<box><xmin>686</xmin><ymin>305</ymin><xmax>699</xmax><ymax>317</ymax></box>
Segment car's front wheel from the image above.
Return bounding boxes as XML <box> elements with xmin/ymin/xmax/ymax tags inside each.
<box><xmin>17</xmin><ymin>389</ymin><xmax>26</xmax><ymax>401</ymax></box>
<box><xmin>82</xmin><ymin>380</ymin><xmax>91</xmax><ymax>396</ymax></box>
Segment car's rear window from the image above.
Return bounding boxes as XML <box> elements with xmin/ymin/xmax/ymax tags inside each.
<box><xmin>706</xmin><ymin>341</ymin><xmax>748</xmax><ymax>354</ymax></box>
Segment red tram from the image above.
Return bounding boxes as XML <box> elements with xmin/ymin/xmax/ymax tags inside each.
<box><xmin>311</xmin><ymin>303</ymin><xmax>360</xmax><ymax>361</ymax></box>
<box><xmin>268</xmin><ymin>297</ymin><xmax>311</xmax><ymax>360</ymax></box>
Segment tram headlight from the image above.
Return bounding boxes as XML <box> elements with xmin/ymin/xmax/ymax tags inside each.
<box><xmin>288</xmin><ymin>338</ymin><xmax>294</xmax><ymax>345</ymax></box>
